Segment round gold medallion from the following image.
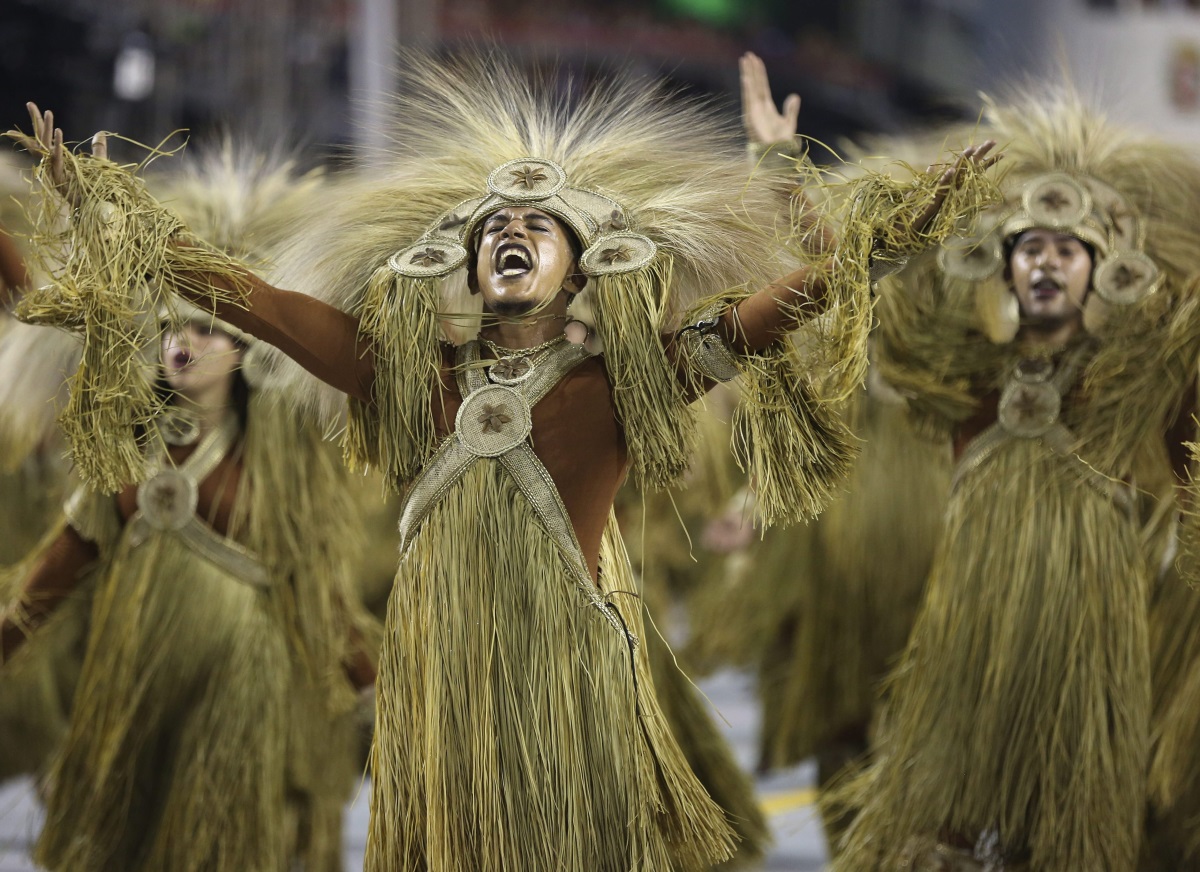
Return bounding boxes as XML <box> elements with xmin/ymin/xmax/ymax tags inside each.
<box><xmin>1021</xmin><ymin>173</ymin><xmax>1091</xmax><ymax>231</ymax></box>
<box><xmin>580</xmin><ymin>231</ymin><xmax>657</xmax><ymax>275</ymax></box>
<box><xmin>939</xmin><ymin>232</ymin><xmax>1003</xmax><ymax>282</ymax></box>
<box><xmin>455</xmin><ymin>383</ymin><xmax>533</xmax><ymax>457</ymax></box>
<box><xmin>158</xmin><ymin>408</ymin><xmax>201</xmax><ymax>446</ymax></box>
<box><xmin>137</xmin><ymin>468</ymin><xmax>199</xmax><ymax>531</ymax></box>
<box><xmin>998</xmin><ymin>378</ymin><xmax>1061</xmax><ymax>438</ymax></box>
<box><xmin>388</xmin><ymin>239</ymin><xmax>469</xmax><ymax>279</ymax></box>
<box><xmin>1094</xmin><ymin>250</ymin><xmax>1160</xmax><ymax>306</ymax></box>
<box><xmin>487</xmin><ymin>158</ymin><xmax>567</xmax><ymax>201</ymax></box>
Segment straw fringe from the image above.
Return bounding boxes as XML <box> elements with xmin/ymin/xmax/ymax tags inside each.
<box><xmin>16</xmin><ymin>151</ymin><xmax>252</xmax><ymax>491</ymax></box>
<box><xmin>343</xmin><ymin>270</ymin><xmax>443</xmax><ymax>484</ymax></box>
<box><xmin>37</xmin><ymin>529</ymin><xmax>291</xmax><ymax>872</ymax></box>
<box><xmin>791</xmin><ymin>146</ymin><xmax>1002</xmax><ymax>406</ymax></box>
<box><xmin>592</xmin><ymin>260</ymin><xmax>698</xmax><ymax>487</ymax></box>
<box><xmin>827</xmin><ymin>439</ymin><xmax>1150</xmax><ymax>872</ymax></box>
<box><xmin>368</xmin><ymin>462</ymin><xmax>733</xmax><ymax>872</ymax></box>
<box><xmin>644</xmin><ymin>628</ymin><xmax>770</xmax><ymax>867</ymax></box>
<box><xmin>757</xmin><ymin>390</ymin><xmax>950</xmax><ymax>771</ymax></box>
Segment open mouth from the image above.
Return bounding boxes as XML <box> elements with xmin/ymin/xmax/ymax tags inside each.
<box><xmin>495</xmin><ymin>243</ymin><xmax>533</xmax><ymax>277</ymax></box>
<box><xmin>1031</xmin><ymin>278</ymin><xmax>1063</xmax><ymax>300</ymax></box>
<box><xmin>169</xmin><ymin>349</ymin><xmax>194</xmax><ymax>370</ymax></box>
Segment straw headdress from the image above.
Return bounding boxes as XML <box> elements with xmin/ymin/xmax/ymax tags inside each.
<box><xmin>258</xmin><ymin>51</ymin><xmax>795</xmax><ymax>490</ymax></box>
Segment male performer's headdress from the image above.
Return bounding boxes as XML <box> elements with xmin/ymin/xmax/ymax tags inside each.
<box><xmin>267</xmin><ymin>52</ymin><xmax>792</xmax><ymax>487</ymax></box>
<box><xmin>874</xmin><ymin>86</ymin><xmax>1200</xmax><ymax>471</ymax></box>
<box><xmin>936</xmin><ymin>89</ymin><xmax>1195</xmax><ymax>341</ymax></box>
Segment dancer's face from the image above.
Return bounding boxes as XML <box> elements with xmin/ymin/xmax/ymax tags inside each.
<box><xmin>1007</xmin><ymin>229</ymin><xmax>1092</xmax><ymax>331</ymax></box>
<box><xmin>161</xmin><ymin>321</ymin><xmax>243</xmax><ymax>403</ymax></box>
<box><xmin>472</xmin><ymin>206</ymin><xmax>583</xmax><ymax>316</ymax></box>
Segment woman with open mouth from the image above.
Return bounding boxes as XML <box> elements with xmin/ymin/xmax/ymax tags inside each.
<box><xmin>0</xmin><ymin>147</ymin><xmax>378</xmax><ymax>872</ymax></box>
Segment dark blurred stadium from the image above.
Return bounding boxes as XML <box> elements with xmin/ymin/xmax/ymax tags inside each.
<box><xmin>2</xmin><ymin>0</ymin><xmax>1070</xmax><ymax>166</ymax></box>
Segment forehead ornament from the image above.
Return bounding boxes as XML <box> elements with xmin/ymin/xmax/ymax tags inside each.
<box><xmin>386</xmin><ymin>157</ymin><xmax>656</xmax><ymax>280</ymax></box>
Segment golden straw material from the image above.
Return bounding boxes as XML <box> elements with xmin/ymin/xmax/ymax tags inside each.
<box><xmin>368</xmin><ymin>462</ymin><xmax>733</xmax><ymax>872</ymax></box>
<box><xmin>827</xmin><ymin>438</ymin><xmax>1150</xmax><ymax>872</ymax></box>
<box><xmin>37</xmin><ymin>513</ymin><xmax>292</xmax><ymax>872</ymax></box>
<box><xmin>645</xmin><ymin>627</ymin><xmax>770</xmax><ymax>868</ymax></box>
<box><xmin>17</xmin><ymin>148</ymin><xmax>253</xmax><ymax>491</ymax></box>
<box><xmin>756</xmin><ymin>388</ymin><xmax>950</xmax><ymax>773</ymax></box>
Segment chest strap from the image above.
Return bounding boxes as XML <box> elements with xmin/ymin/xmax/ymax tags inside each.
<box><xmin>397</xmin><ymin>340</ymin><xmax>635</xmax><ymax>644</ymax></box>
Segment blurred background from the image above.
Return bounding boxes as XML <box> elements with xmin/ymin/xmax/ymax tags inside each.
<box><xmin>9</xmin><ymin>0</ymin><xmax>1200</xmax><ymax>166</ymax></box>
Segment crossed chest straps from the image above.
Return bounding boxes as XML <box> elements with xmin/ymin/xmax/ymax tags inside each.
<box><xmin>954</xmin><ymin>345</ymin><xmax>1130</xmax><ymax>510</ymax></box>
<box><xmin>126</xmin><ymin>413</ymin><xmax>269</xmax><ymax>588</ymax></box>
<box><xmin>397</xmin><ymin>339</ymin><xmax>638</xmax><ymax>646</ymax></box>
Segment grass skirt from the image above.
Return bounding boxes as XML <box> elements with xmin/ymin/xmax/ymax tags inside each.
<box><xmin>1143</xmin><ymin>560</ymin><xmax>1200</xmax><ymax>866</ymax></box>
<box><xmin>830</xmin><ymin>438</ymin><xmax>1150</xmax><ymax>872</ymax></box>
<box><xmin>37</xmin><ymin>526</ymin><xmax>291</xmax><ymax>872</ymax></box>
<box><xmin>645</xmin><ymin>626</ymin><xmax>770</xmax><ymax>867</ymax></box>
<box><xmin>757</xmin><ymin>394</ymin><xmax>950</xmax><ymax>771</ymax></box>
<box><xmin>367</xmin><ymin>462</ymin><xmax>733</xmax><ymax>871</ymax></box>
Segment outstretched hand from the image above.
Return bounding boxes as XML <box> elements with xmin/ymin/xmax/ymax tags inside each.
<box><xmin>7</xmin><ymin>102</ymin><xmax>108</xmax><ymax>199</ymax></box>
<box><xmin>740</xmin><ymin>52</ymin><xmax>801</xmax><ymax>148</ymax></box>
<box><xmin>904</xmin><ymin>140</ymin><xmax>1000</xmax><ymax>238</ymax></box>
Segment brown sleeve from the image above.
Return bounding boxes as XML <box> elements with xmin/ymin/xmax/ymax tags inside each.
<box><xmin>1</xmin><ymin>526</ymin><xmax>98</xmax><ymax>661</ymax></box>
<box><xmin>177</xmin><ymin>266</ymin><xmax>376</xmax><ymax>404</ymax></box>
<box><xmin>717</xmin><ymin>262</ymin><xmax>828</xmax><ymax>354</ymax></box>
<box><xmin>0</xmin><ymin>230</ymin><xmax>29</xmax><ymax>309</ymax></box>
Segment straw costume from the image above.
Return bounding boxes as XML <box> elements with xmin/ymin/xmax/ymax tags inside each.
<box><xmin>0</xmin><ymin>169</ymin><xmax>85</xmax><ymax>786</ymax></box>
<box><xmin>827</xmin><ymin>90</ymin><xmax>1200</xmax><ymax>872</ymax></box>
<box><xmin>8</xmin><ymin>52</ymin><xmax>993</xmax><ymax>872</ymax></box>
<box><xmin>755</xmin><ymin>378</ymin><xmax>950</xmax><ymax>831</ymax></box>
<box><xmin>617</xmin><ymin>395</ymin><xmax>771</xmax><ymax>869</ymax></box>
<box><xmin>1</xmin><ymin>145</ymin><xmax>374</xmax><ymax>872</ymax></box>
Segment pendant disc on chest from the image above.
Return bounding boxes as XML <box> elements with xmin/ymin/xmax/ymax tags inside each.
<box><xmin>138</xmin><ymin>467</ymin><xmax>200</xmax><ymax>531</ymax></box>
<box><xmin>998</xmin><ymin>378</ymin><xmax>1061</xmax><ymax>438</ymax></box>
<box><xmin>455</xmin><ymin>383</ymin><xmax>534</xmax><ymax>457</ymax></box>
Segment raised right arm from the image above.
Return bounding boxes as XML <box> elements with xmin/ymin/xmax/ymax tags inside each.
<box><xmin>9</xmin><ymin>105</ymin><xmax>376</xmax><ymax>406</ymax></box>
<box><xmin>175</xmin><ymin>262</ymin><xmax>376</xmax><ymax>404</ymax></box>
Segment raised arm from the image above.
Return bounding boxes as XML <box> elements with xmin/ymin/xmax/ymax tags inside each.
<box><xmin>10</xmin><ymin>104</ymin><xmax>375</xmax><ymax>403</ymax></box>
<box><xmin>715</xmin><ymin>140</ymin><xmax>999</xmax><ymax>354</ymax></box>
<box><xmin>176</xmin><ymin>261</ymin><xmax>375</xmax><ymax>403</ymax></box>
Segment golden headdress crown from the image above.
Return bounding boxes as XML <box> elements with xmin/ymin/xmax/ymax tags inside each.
<box><xmin>387</xmin><ymin>157</ymin><xmax>657</xmax><ymax>280</ymax></box>
<box><xmin>940</xmin><ymin>169</ymin><xmax>1159</xmax><ymax>309</ymax></box>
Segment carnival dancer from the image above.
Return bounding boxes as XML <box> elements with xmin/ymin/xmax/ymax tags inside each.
<box><xmin>827</xmin><ymin>88</ymin><xmax>1200</xmax><ymax>872</ymax></box>
<box><xmin>0</xmin><ymin>144</ymin><xmax>378</xmax><ymax>872</ymax></box>
<box><xmin>9</xmin><ymin>52</ymin><xmax>994</xmax><ymax>872</ymax></box>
